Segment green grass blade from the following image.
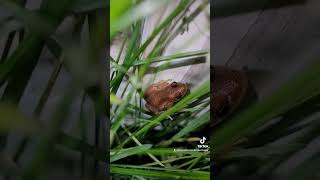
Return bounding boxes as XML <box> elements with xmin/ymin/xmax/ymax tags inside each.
<box><xmin>132</xmin><ymin>50</ymin><xmax>208</xmax><ymax>66</ymax></box>
<box><xmin>143</xmin><ymin>155</ymin><xmax>197</xmax><ymax>167</ymax></box>
<box><xmin>137</xmin><ymin>0</ymin><xmax>190</xmax><ymax>78</ymax></box>
<box><xmin>0</xmin><ymin>0</ymin><xmax>74</xmax><ymax>102</ymax></box>
<box><xmin>0</xmin><ymin>0</ymin><xmax>55</xmax><ymax>36</ymax></box>
<box><xmin>0</xmin><ymin>103</ymin><xmax>39</xmax><ymax>134</ymax></box>
<box><xmin>279</xmin><ymin>153</ymin><xmax>320</xmax><ymax>180</ymax></box>
<box><xmin>71</xmin><ymin>0</ymin><xmax>105</xmax><ymax>13</ymax></box>
<box><xmin>110</xmin><ymin>144</ymin><xmax>152</xmax><ymax>162</ymax></box>
<box><xmin>110</xmin><ymin>164</ymin><xmax>210</xmax><ymax>179</ymax></box>
<box><xmin>122</xmin><ymin>126</ymin><xmax>164</xmax><ymax>167</ymax></box>
<box><xmin>166</xmin><ymin>112</ymin><xmax>210</xmax><ymax>145</ymax></box>
<box><xmin>221</xmin><ymin>143</ymin><xmax>303</xmax><ymax>160</ymax></box>
<box><xmin>110</xmin><ymin>89</ymin><xmax>134</xmax><ymax>144</ymax></box>
<box><xmin>137</xmin><ymin>148</ymin><xmax>205</xmax><ymax>156</ymax></box>
<box><xmin>110</xmin><ymin>0</ymin><xmax>132</xmax><ymax>34</ymax></box>
<box><xmin>57</xmin><ymin>132</ymin><xmax>107</xmax><ymax>161</ymax></box>
<box><xmin>21</xmin><ymin>85</ymin><xmax>77</xmax><ymax>180</ymax></box>
<box><xmin>110</xmin><ymin>21</ymin><xmax>142</xmax><ymax>94</ymax></box>
<box><xmin>110</xmin><ymin>0</ymin><xmax>168</xmax><ymax>38</ymax></box>
<box><xmin>1</xmin><ymin>31</ymin><xmax>16</xmax><ymax>63</ymax></box>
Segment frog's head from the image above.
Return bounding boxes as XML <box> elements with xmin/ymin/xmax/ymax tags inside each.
<box><xmin>166</xmin><ymin>80</ymin><xmax>189</xmax><ymax>103</ymax></box>
<box><xmin>144</xmin><ymin>80</ymin><xmax>189</xmax><ymax>114</ymax></box>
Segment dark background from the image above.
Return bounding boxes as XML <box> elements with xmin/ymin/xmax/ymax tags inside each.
<box><xmin>212</xmin><ymin>0</ymin><xmax>320</xmax><ymax>179</ymax></box>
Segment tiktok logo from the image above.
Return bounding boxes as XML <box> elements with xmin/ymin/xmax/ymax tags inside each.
<box><xmin>200</xmin><ymin>136</ymin><xmax>206</xmax><ymax>144</ymax></box>
<box><xmin>197</xmin><ymin>136</ymin><xmax>209</xmax><ymax>150</ymax></box>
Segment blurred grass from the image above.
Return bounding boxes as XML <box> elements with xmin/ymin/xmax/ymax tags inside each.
<box><xmin>0</xmin><ymin>0</ymin><xmax>107</xmax><ymax>179</ymax></box>
<box><xmin>0</xmin><ymin>103</ymin><xmax>39</xmax><ymax>134</ymax></box>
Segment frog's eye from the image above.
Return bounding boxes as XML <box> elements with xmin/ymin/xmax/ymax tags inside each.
<box><xmin>171</xmin><ymin>82</ymin><xmax>178</xmax><ymax>87</ymax></box>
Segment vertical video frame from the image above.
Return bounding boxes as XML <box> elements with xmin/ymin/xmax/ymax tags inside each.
<box><xmin>110</xmin><ymin>0</ymin><xmax>210</xmax><ymax>179</ymax></box>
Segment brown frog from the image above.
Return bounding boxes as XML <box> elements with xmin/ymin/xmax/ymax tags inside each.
<box><xmin>144</xmin><ymin>80</ymin><xmax>189</xmax><ymax>114</ymax></box>
<box><xmin>212</xmin><ymin>66</ymin><xmax>248</xmax><ymax>125</ymax></box>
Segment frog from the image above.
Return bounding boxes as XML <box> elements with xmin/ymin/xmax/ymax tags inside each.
<box><xmin>212</xmin><ymin>66</ymin><xmax>248</xmax><ymax>125</ymax></box>
<box><xmin>144</xmin><ymin>80</ymin><xmax>189</xmax><ymax>115</ymax></box>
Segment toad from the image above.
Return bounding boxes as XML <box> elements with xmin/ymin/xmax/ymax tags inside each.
<box><xmin>144</xmin><ymin>80</ymin><xmax>189</xmax><ymax>114</ymax></box>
